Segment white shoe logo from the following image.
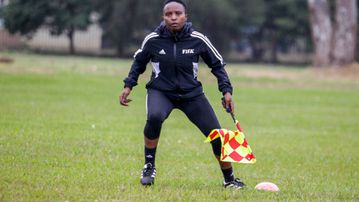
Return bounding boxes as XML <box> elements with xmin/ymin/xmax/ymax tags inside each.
<box><xmin>159</xmin><ymin>49</ymin><xmax>166</xmax><ymax>55</ymax></box>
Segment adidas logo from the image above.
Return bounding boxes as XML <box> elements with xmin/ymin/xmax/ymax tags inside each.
<box><xmin>159</xmin><ymin>49</ymin><xmax>166</xmax><ymax>55</ymax></box>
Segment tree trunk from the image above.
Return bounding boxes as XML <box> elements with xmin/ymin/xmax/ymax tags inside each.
<box><xmin>249</xmin><ymin>27</ymin><xmax>265</xmax><ymax>62</ymax></box>
<box><xmin>331</xmin><ymin>0</ymin><xmax>358</xmax><ymax>66</ymax></box>
<box><xmin>308</xmin><ymin>0</ymin><xmax>333</xmax><ymax>67</ymax></box>
<box><xmin>269</xmin><ymin>30</ymin><xmax>278</xmax><ymax>63</ymax></box>
<box><xmin>116</xmin><ymin>0</ymin><xmax>138</xmax><ymax>57</ymax></box>
<box><xmin>67</xmin><ymin>27</ymin><xmax>75</xmax><ymax>54</ymax></box>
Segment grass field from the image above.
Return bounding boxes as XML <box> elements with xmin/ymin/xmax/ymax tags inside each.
<box><xmin>0</xmin><ymin>52</ymin><xmax>358</xmax><ymax>201</ymax></box>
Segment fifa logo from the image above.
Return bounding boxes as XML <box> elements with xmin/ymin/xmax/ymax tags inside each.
<box><xmin>182</xmin><ymin>49</ymin><xmax>194</xmax><ymax>54</ymax></box>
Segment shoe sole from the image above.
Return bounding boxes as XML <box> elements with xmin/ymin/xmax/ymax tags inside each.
<box><xmin>141</xmin><ymin>179</ymin><xmax>154</xmax><ymax>186</ymax></box>
<box><xmin>141</xmin><ymin>182</ymin><xmax>154</xmax><ymax>186</ymax></box>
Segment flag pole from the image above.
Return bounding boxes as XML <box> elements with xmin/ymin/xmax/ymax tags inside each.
<box><xmin>230</xmin><ymin>112</ymin><xmax>236</xmax><ymax>123</ymax></box>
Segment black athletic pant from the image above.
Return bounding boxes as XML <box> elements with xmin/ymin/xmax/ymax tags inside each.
<box><xmin>144</xmin><ymin>88</ymin><xmax>222</xmax><ymax>156</ymax></box>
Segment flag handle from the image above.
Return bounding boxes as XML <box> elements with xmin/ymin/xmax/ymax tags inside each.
<box><xmin>221</xmin><ymin>97</ymin><xmax>236</xmax><ymax>123</ymax></box>
<box><xmin>222</xmin><ymin>97</ymin><xmax>243</xmax><ymax>131</ymax></box>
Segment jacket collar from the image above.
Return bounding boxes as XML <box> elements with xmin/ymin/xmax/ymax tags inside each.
<box><xmin>155</xmin><ymin>21</ymin><xmax>193</xmax><ymax>41</ymax></box>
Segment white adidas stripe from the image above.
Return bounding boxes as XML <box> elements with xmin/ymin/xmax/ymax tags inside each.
<box><xmin>134</xmin><ymin>32</ymin><xmax>159</xmax><ymax>58</ymax></box>
<box><xmin>145</xmin><ymin>93</ymin><xmax>148</xmax><ymax>117</ymax></box>
<box><xmin>191</xmin><ymin>31</ymin><xmax>223</xmax><ymax>64</ymax></box>
<box><xmin>141</xmin><ymin>32</ymin><xmax>159</xmax><ymax>49</ymax></box>
<box><xmin>191</xmin><ymin>31</ymin><xmax>223</xmax><ymax>62</ymax></box>
<box><xmin>133</xmin><ymin>49</ymin><xmax>142</xmax><ymax>58</ymax></box>
<box><xmin>192</xmin><ymin>31</ymin><xmax>220</xmax><ymax>54</ymax></box>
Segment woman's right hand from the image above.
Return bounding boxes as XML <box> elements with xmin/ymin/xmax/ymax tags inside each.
<box><xmin>119</xmin><ymin>87</ymin><xmax>132</xmax><ymax>106</ymax></box>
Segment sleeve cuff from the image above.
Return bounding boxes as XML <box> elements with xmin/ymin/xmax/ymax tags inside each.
<box><xmin>222</xmin><ymin>88</ymin><xmax>232</xmax><ymax>95</ymax></box>
<box><xmin>124</xmin><ymin>83</ymin><xmax>133</xmax><ymax>90</ymax></box>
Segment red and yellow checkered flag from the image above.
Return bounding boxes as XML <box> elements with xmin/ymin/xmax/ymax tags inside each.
<box><xmin>204</xmin><ymin>120</ymin><xmax>256</xmax><ymax>163</ymax></box>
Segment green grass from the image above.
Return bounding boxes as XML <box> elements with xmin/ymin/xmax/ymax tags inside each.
<box><xmin>0</xmin><ymin>52</ymin><xmax>358</xmax><ymax>201</ymax></box>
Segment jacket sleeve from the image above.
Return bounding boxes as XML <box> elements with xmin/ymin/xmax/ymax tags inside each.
<box><xmin>123</xmin><ymin>42</ymin><xmax>152</xmax><ymax>89</ymax></box>
<box><xmin>200</xmin><ymin>36</ymin><xmax>233</xmax><ymax>95</ymax></box>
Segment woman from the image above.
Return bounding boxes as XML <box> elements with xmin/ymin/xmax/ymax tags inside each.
<box><xmin>119</xmin><ymin>0</ymin><xmax>245</xmax><ymax>189</ymax></box>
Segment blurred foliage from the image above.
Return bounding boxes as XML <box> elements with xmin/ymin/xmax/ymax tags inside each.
<box><xmin>92</xmin><ymin>0</ymin><xmax>163</xmax><ymax>56</ymax></box>
<box><xmin>2</xmin><ymin>0</ymin><xmax>93</xmax><ymax>53</ymax></box>
<box><xmin>3</xmin><ymin>0</ymin><xmax>93</xmax><ymax>35</ymax></box>
<box><xmin>92</xmin><ymin>0</ymin><xmax>312</xmax><ymax>61</ymax></box>
<box><xmin>187</xmin><ymin>0</ymin><xmax>238</xmax><ymax>55</ymax></box>
<box><xmin>1</xmin><ymin>0</ymin><xmax>357</xmax><ymax>62</ymax></box>
<box><xmin>3</xmin><ymin>0</ymin><xmax>51</xmax><ymax>35</ymax></box>
<box><xmin>357</xmin><ymin>0</ymin><xmax>359</xmax><ymax>61</ymax></box>
<box><xmin>235</xmin><ymin>0</ymin><xmax>310</xmax><ymax>62</ymax></box>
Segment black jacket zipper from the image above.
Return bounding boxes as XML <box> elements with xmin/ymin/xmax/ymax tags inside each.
<box><xmin>173</xmin><ymin>36</ymin><xmax>179</xmax><ymax>89</ymax></box>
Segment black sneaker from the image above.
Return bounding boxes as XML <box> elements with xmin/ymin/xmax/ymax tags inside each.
<box><xmin>223</xmin><ymin>178</ymin><xmax>246</xmax><ymax>189</ymax></box>
<box><xmin>140</xmin><ymin>163</ymin><xmax>156</xmax><ymax>186</ymax></box>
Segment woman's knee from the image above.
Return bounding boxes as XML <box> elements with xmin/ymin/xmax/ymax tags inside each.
<box><xmin>147</xmin><ymin>112</ymin><xmax>166</xmax><ymax>124</ymax></box>
<box><xmin>144</xmin><ymin>113</ymin><xmax>166</xmax><ymax>140</ymax></box>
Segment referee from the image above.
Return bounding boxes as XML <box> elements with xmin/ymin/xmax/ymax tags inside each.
<box><xmin>120</xmin><ymin>0</ymin><xmax>246</xmax><ymax>189</ymax></box>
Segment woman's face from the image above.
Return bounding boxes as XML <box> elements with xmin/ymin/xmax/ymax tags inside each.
<box><xmin>163</xmin><ymin>2</ymin><xmax>187</xmax><ymax>32</ymax></box>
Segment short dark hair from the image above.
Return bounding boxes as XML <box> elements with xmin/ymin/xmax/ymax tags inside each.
<box><xmin>163</xmin><ymin>0</ymin><xmax>187</xmax><ymax>10</ymax></box>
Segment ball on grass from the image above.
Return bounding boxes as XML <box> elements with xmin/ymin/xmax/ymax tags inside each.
<box><xmin>255</xmin><ymin>182</ymin><xmax>280</xmax><ymax>192</ymax></box>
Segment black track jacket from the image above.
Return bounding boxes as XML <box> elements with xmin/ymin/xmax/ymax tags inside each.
<box><xmin>124</xmin><ymin>22</ymin><xmax>233</xmax><ymax>99</ymax></box>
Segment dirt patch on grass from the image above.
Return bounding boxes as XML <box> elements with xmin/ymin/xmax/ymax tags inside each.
<box><xmin>222</xmin><ymin>63</ymin><xmax>359</xmax><ymax>91</ymax></box>
<box><xmin>311</xmin><ymin>63</ymin><xmax>359</xmax><ymax>81</ymax></box>
<box><xmin>226</xmin><ymin>63</ymin><xmax>359</xmax><ymax>83</ymax></box>
<box><xmin>232</xmin><ymin>68</ymin><xmax>304</xmax><ymax>81</ymax></box>
<box><xmin>0</xmin><ymin>57</ymin><xmax>14</xmax><ymax>63</ymax></box>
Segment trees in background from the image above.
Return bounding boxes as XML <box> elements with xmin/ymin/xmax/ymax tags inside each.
<box><xmin>2</xmin><ymin>0</ymin><xmax>51</xmax><ymax>35</ymax></box>
<box><xmin>187</xmin><ymin>0</ymin><xmax>238</xmax><ymax>55</ymax></box>
<box><xmin>93</xmin><ymin>0</ymin><xmax>359</xmax><ymax>66</ymax></box>
<box><xmin>93</xmin><ymin>0</ymin><xmax>312</xmax><ymax>61</ymax></box>
<box><xmin>93</xmin><ymin>0</ymin><xmax>162</xmax><ymax>56</ymax></box>
<box><xmin>1</xmin><ymin>0</ymin><xmax>358</xmax><ymax>66</ymax></box>
<box><xmin>2</xmin><ymin>0</ymin><xmax>93</xmax><ymax>54</ymax></box>
<box><xmin>233</xmin><ymin>0</ymin><xmax>310</xmax><ymax>63</ymax></box>
<box><xmin>93</xmin><ymin>0</ymin><xmax>237</xmax><ymax>57</ymax></box>
<box><xmin>357</xmin><ymin>0</ymin><xmax>359</xmax><ymax>62</ymax></box>
<box><xmin>308</xmin><ymin>0</ymin><xmax>357</xmax><ymax>67</ymax></box>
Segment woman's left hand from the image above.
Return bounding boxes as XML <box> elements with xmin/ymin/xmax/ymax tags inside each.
<box><xmin>223</xmin><ymin>92</ymin><xmax>234</xmax><ymax>114</ymax></box>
